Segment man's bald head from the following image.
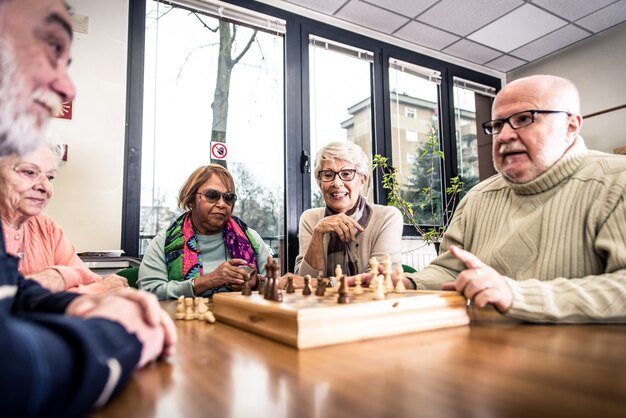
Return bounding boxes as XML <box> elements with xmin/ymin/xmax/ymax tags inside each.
<box><xmin>495</xmin><ymin>75</ymin><xmax>580</xmax><ymax>116</ymax></box>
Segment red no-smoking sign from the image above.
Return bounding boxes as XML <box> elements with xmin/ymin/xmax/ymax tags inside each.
<box><xmin>210</xmin><ymin>142</ymin><xmax>228</xmax><ymax>160</ymax></box>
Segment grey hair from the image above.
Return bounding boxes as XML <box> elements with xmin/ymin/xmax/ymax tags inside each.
<box><xmin>46</xmin><ymin>141</ymin><xmax>64</xmax><ymax>167</ymax></box>
<box><xmin>313</xmin><ymin>141</ymin><xmax>370</xmax><ymax>187</ymax></box>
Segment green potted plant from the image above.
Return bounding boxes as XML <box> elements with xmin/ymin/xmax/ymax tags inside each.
<box><xmin>373</xmin><ymin>126</ymin><xmax>463</xmax><ymax>253</ymax></box>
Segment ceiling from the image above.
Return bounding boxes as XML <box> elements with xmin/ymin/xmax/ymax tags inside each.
<box><xmin>275</xmin><ymin>0</ymin><xmax>626</xmax><ymax>73</ymax></box>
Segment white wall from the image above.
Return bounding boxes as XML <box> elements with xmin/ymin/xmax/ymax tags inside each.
<box><xmin>45</xmin><ymin>0</ymin><xmax>129</xmax><ymax>252</ymax></box>
<box><xmin>508</xmin><ymin>21</ymin><xmax>626</xmax><ymax>154</ymax></box>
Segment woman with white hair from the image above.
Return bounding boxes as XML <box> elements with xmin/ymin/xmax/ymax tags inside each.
<box><xmin>294</xmin><ymin>141</ymin><xmax>403</xmax><ymax>279</ymax></box>
<box><xmin>0</xmin><ymin>143</ymin><xmax>128</xmax><ymax>293</ymax></box>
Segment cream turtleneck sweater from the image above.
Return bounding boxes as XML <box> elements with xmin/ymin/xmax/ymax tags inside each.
<box><xmin>408</xmin><ymin>137</ymin><xmax>626</xmax><ymax>323</ymax></box>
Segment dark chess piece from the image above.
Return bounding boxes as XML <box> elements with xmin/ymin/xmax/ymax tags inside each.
<box><xmin>258</xmin><ymin>275</ymin><xmax>266</xmax><ymax>295</ymax></box>
<box><xmin>262</xmin><ymin>258</ymin><xmax>274</xmax><ymax>299</ymax></box>
<box><xmin>271</xmin><ymin>278</ymin><xmax>283</xmax><ymax>302</ymax></box>
<box><xmin>302</xmin><ymin>275</ymin><xmax>312</xmax><ymax>296</ymax></box>
<box><xmin>286</xmin><ymin>275</ymin><xmax>295</xmax><ymax>294</ymax></box>
<box><xmin>265</xmin><ymin>274</ymin><xmax>275</xmax><ymax>301</ymax></box>
<box><xmin>241</xmin><ymin>272</ymin><xmax>252</xmax><ymax>296</ymax></box>
<box><xmin>337</xmin><ymin>276</ymin><xmax>350</xmax><ymax>304</ymax></box>
<box><xmin>315</xmin><ymin>275</ymin><xmax>326</xmax><ymax>296</ymax></box>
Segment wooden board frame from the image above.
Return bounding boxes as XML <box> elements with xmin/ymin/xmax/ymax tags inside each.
<box><xmin>213</xmin><ymin>290</ymin><xmax>470</xmax><ymax>349</ymax></box>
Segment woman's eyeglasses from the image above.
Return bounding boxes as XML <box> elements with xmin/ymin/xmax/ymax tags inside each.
<box><xmin>197</xmin><ymin>189</ymin><xmax>237</xmax><ymax>206</ymax></box>
<box><xmin>317</xmin><ymin>169</ymin><xmax>358</xmax><ymax>182</ymax></box>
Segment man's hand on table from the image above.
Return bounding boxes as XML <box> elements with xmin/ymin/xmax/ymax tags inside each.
<box><xmin>442</xmin><ymin>246</ymin><xmax>513</xmax><ymax>313</ymax></box>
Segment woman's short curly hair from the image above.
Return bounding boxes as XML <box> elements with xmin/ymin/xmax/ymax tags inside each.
<box><xmin>178</xmin><ymin>164</ymin><xmax>236</xmax><ymax>211</ymax></box>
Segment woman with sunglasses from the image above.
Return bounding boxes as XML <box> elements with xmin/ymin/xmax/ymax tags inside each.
<box><xmin>293</xmin><ymin>142</ymin><xmax>403</xmax><ymax>283</ymax></box>
<box><xmin>138</xmin><ymin>164</ymin><xmax>271</xmax><ymax>299</ymax></box>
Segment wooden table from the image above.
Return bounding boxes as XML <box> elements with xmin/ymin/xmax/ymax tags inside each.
<box><xmin>92</xmin><ymin>301</ymin><xmax>626</xmax><ymax>418</ymax></box>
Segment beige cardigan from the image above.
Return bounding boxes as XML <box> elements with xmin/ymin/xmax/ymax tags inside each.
<box><xmin>294</xmin><ymin>203</ymin><xmax>403</xmax><ymax>277</ymax></box>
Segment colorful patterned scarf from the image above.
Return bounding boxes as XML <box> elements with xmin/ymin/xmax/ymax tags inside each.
<box><xmin>164</xmin><ymin>212</ymin><xmax>260</xmax><ymax>283</ymax></box>
<box><xmin>325</xmin><ymin>195</ymin><xmax>372</xmax><ymax>278</ymax></box>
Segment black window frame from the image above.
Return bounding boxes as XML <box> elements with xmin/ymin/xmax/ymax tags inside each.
<box><xmin>123</xmin><ymin>0</ymin><xmax>501</xmax><ymax>272</ymax></box>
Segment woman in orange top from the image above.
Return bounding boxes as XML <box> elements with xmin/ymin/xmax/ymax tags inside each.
<box><xmin>0</xmin><ymin>143</ymin><xmax>128</xmax><ymax>293</ymax></box>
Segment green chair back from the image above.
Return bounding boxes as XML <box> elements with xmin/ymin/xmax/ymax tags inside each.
<box><xmin>402</xmin><ymin>264</ymin><xmax>417</xmax><ymax>273</ymax></box>
<box><xmin>116</xmin><ymin>266</ymin><xmax>140</xmax><ymax>288</ymax></box>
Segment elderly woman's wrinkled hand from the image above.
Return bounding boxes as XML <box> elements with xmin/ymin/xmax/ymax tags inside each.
<box><xmin>277</xmin><ymin>273</ymin><xmax>308</xmax><ymax>289</ymax></box>
<box><xmin>199</xmin><ymin>258</ymin><xmax>250</xmax><ymax>291</ymax></box>
<box><xmin>314</xmin><ymin>213</ymin><xmax>364</xmax><ymax>242</ymax></box>
<box><xmin>101</xmin><ymin>274</ymin><xmax>129</xmax><ymax>290</ymax></box>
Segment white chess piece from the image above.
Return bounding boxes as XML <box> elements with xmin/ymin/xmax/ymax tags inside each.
<box><xmin>175</xmin><ymin>296</ymin><xmax>185</xmax><ymax>320</ymax></box>
<box><xmin>184</xmin><ymin>298</ymin><xmax>194</xmax><ymax>320</ymax></box>
<box><xmin>394</xmin><ymin>264</ymin><xmax>406</xmax><ymax>294</ymax></box>
<box><xmin>373</xmin><ymin>274</ymin><xmax>386</xmax><ymax>300</ymax></box>
<box><xmin>383</xmin><ymin>254</ymin><xmax>394</xmax><ymax>293</ymax></box>
<box><xmin>368</xmin><ymin>257</ymin><xmax>379</xmax><ymax>288</ymax></box>
<box><xmin>354</xmin><ymin>274</ymin><xmax>364</xmax><ymax>295</ymax></box>
<box><xmin>334</xmin><ymin>264</ymin><xmax>343</xmax><ymax>291</ymax></box>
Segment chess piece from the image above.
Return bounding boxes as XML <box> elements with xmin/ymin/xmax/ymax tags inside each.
<box><xmin>302</xmin><ymin>275</ymin><xmax>312</xmax><ymax>296</ymax></box>
<box><xmin>333</xmin><ymin>264</ymin><xmax>343</xmax><ymax>292</ymax></box>
<box><xmin>260</xmin><ymin>256</ymin><xmax>273</xmax><ymax>296</ymax></box>
<box><xmin>193</xmin><ymin>297</ymin><xmax>203</xmax><ymax>319</ymax></box>
<box><xmin>353</xmin><ymin>274</ymin><xmax>364</xmax><ymax>295</ymax></box>
<box><xmin>184</xmin><ymin>298</ymin><xmax>195</xmax><ymax>320</ymax></box>
<box><xmin>286</xmin><ymin>275</ymin><xmax>295</xmax><ymax>294</ymax></box>
<box><xmin>196</xmin><ymin>297</ymin><xmax>209</xmax><ymax>318</ymax></box>
<box><xmin>373</xmin><ymin>274</ymin><xmax>386</xmax><ymax>300</ymax></box>
<box><xmin>394</xmin><ymin>264</ymin><xmax>406</xmax><ymax>294</ymax></box>
<box><xmin>368</xmin><ymin>257</ymin><xmax>379</xmax><ymax>288</ymax></box>
<box><xmin>265</xmin><ymin>275</ymin><xmax>275</xmax><ymax>300</ymax></box>
<box><xmin>337</xmin><ymin>276</ymin><xmax>350</xmax><ymax>304</ymax></box>
<box><xmin>315</xmin><ymin>275</ymin><xmax>326</xmax><ymax>296</ymax></box>
<box><xmin>273</xmin><ymin>284</ymin><xmax>283</xmax><ymax>302</ymax></box>
<box><xmin>383</xmin><ymin>254</ymin><xmax>394</xmax><ymax>293</ymax></box>
<box><xmin>175</xmin><ymin>296</ymin><xmax>185</xmax><ymax>320</ymax></box>
<box><xmin>242</xmin><ymin>273</ymin><xmax>252</xmax><ymax>296</ymax></box>
<box><xmin>204</xmin><ymin>310</ymin><xmax>216</xmax><ymax>323</ymax></box>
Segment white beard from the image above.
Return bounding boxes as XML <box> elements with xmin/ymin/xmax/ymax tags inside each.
<box><xmin>0</xmin><ymin>38</ymin><xmax>46</xmax><ymax>157</ymax></box>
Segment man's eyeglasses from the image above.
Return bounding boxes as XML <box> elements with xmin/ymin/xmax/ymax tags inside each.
<box><xmin>317</xmin><ymin>169</ymin><xmax>358</xmax><ymax>182</ymax></box>
<box><xmin>13</xmin><ymin>163</ymin><xmax>55</xmax><ymax>183</ymax></box>
<box><xmin>197</xmin><ymin>189</ymin><xmax>237</xmax><ymax>206</ymax></box>
<box><xmin>482</xmin><ymin>110</ymin><xmax>572</xmax><ymax>135</ymax></box>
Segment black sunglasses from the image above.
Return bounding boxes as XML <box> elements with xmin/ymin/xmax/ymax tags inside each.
<box><xmin>197</xmin><ymin>189</ymin><xmax>237</xmax><ymax>206</ymax></box>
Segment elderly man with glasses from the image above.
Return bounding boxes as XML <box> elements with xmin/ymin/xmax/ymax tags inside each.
<box><xmin>405</xmin><ymin>74</ymin><xmax>626</xmax><ymax>323</ymax></box>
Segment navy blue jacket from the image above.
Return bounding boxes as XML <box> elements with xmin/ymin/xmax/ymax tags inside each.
<box><xmin>0</xmin><ymin>225</ymin><xmax>142</xmax><ymax>418</ymax></box>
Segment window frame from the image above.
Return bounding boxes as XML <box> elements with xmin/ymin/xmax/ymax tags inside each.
<box><xmin>123</xmin><ymin>0</ymin><xmax>501</xmax><ymax>271</ymax></box>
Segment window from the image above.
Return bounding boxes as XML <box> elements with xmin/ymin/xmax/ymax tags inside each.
<box><xmin>406</xmin><ymin>129</ymin><xmax>418</xmax><ymax>142</ymax></box>
<box><xmin>125</xmin><ymin>0</ymin><xmax>501</xmax><ymax>265</ymax></box>
<box><xmin>452</xmin><ymin>77</ymin><xmax>497</xmax><ymax>198</ymax></box>
<box><xmin>388</xmin><ymin>58</ymin><xmax>443</xmax><ymax>226</ymax></box>
<box><xmin>308</xmin><ymin>36</ymin><xmax>374</xmax><ymax>207</ymax></box>
<box><xmin>140</xmin><ymin>0</ymin><xmax>285</xmax><ymax>258</ymax></box>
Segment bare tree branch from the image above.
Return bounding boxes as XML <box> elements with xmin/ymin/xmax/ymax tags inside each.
<box><xmin>233</xmin><ymin>30</ymin><xmax>257</xmax><ymax>65</ymax></box>
<box><xmin>193</xmin><ymin>12</ymin><xmax>218</xmax><ymax>32</ymax></box>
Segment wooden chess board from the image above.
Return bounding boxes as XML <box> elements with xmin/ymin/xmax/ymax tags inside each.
<box><xmin>212</xmin><ymin>289</ymin><xmax>470</xmax><ymax>349</ymax></box>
